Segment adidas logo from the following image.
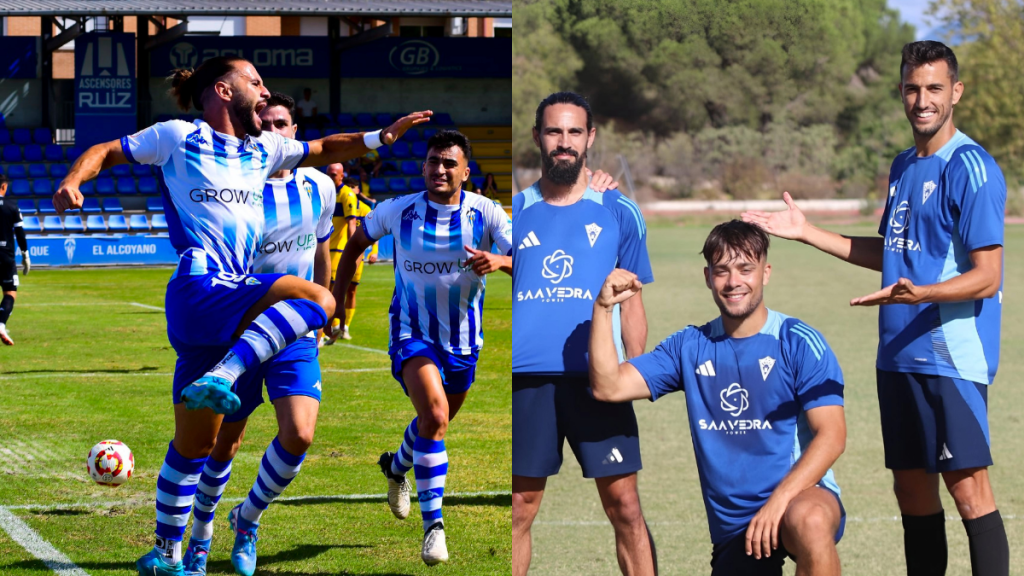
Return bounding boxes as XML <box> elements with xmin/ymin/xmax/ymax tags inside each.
<box><xmin>939</xmin><ymin>443</ymin><xmax>953</xmax><ymax>461</ymax></box>
<box><xmin>695</xmin><ymin>360</ymin><xmax>716</xmax><ymax>377</ymax></box>
<box><xmin>603</xmin><ymin>447</ymin><xmax>623</xmax><ymax>464</ymax></box>
<box><xmin>519</xmin><ymin>231</ymin><xmax>541</xmax><ymax>250</ymax></box>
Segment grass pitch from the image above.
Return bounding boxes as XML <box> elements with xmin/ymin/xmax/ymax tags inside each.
<box><xmin>529</xmin><ymin>220</ymin><xmax>1024</xmax><ymax>575</ymax></box>
<box><xmin>0</xmin><ymin>263</ymin><xmax>511</xmax><ymax>575</ymax></box>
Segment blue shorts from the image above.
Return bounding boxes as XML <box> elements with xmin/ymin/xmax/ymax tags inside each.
<box><xmin>876</xmin><ymin>369</ymin><xmax>991</xmax><ymax>473</ymax></box>
<box><xmin>512</xmin><ymin>375</ymin><xmax>642</xmax><ymax>479</ymax></box>
<box><xmin>390</xmin><ymin>339</ymin><xmax>478</xmax><ymax>395</ymax></box>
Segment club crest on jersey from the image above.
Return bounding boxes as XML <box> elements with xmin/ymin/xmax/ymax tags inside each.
<box><xmin>759</xmin><ymin>356</ymin><xmax>775</xmax><ymax>381</ymax></box>
<box><xmin>922</xmin><ymin>181</ymin><xmax>936</xmax><ymax>205</ymax></box>
<box><xmin>585</xmin><ymin>223</ymin><xmax>602</xmax><ymax>247</ymax></box>
<box><xmin>303</xmin><ymin>181</ymin><xmax>314</xmax><ymax>196</ymax></box>
<box><xmin>244</xmin><ymin>277</ymin><xmax>261</xmax><ymax>286</ymax></box>
<box><xmin>185</xmin><ymin>131</ymin><xmax>207</xmax><ymax>147</ymax></box>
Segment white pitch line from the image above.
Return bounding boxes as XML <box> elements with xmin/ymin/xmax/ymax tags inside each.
<box><xmin>336</xmin><ymin>343</ymin><xmax>389</xmax><ymax>355</ymax></box>
<box><xmin>0</xmin><ymin>506</ymin><xmax>90</xmax><ymax>575</ymax></box>
<box><xmin>0</xmin><ymin>367</ymin><xmax>387</xmax><ymax>381</ymax></box>
<box><xmin>128</xmin><ymin>302</ymin><xmax>164</xmax><ymax>311</ymax></box>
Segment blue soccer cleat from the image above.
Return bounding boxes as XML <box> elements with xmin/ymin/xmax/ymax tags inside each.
<box><xmin>136</xmin><ymin>548</ymin><xmax>184</xmax><ymax>576</ymax></box>
<box><xmin>228</xmin><ymin>504</ymin><xmax>259</xmax><ymax>576</ymax></box>
<box><xmin>180</xmin><ymin>375</ymin><xmax>241</xmax><ymax>414</ymax></box>
<box><xmin>182</xmin><ymin>537</ymin><xmax>211</xmax><ymax>576</ymax></box>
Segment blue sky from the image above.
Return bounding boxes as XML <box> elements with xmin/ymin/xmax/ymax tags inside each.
<box><xmin>887</xmin><ymin>0</ymin><xmax>945</xmax><ymax>39</ymax></box>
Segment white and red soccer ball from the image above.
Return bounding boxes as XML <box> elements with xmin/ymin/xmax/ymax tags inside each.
<box><xmin>86</xmin><ymin>440</ymin><xmax>134</xmax><ymax>486</ymax></box>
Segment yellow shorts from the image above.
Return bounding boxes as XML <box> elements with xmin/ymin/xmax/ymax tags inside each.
<box><xmin>331</xmin><ymin>250</ymin><xmax>364</xmax><ymax>284</ymax></box>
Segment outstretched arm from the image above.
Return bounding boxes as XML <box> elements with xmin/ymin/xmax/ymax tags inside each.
<box><xmin>589</xmin><ymin>269</ymin><xmax>652</xmax><ymax>402</ymax></box>
<box><xmin>301</xmin><ymin>111</ymin><xmax>432</xmax><ymax>168</ymax></box>
<box><xmin>742</xmin><ymin>192</ymin><xmax>883</xmax><ymax>272</ymax></box>
<box><xmin>53</xmin><ymin>140</ymin><xmax>128</xmax><ymax>213</ymax></box>
<box><xmin>850</xmin><ymin>245</ymin><xmax>1001</xmax><ymax>306</ymax></box>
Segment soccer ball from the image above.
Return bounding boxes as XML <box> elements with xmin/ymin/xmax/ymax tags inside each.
<box><xmin>86</xmin><ymin>440</ymin><xmax>134</xmax><ymax>486</ymax></box>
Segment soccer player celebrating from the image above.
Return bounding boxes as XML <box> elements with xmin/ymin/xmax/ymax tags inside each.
<box><xmin>176</xmin><ymin>92</ymin><xmax>337</xmax><ymax>576</ymax></box>
<box><xmin>51</xmin><ymin>56</ymin><xmax>429</xmax><ymax>576</ymax></box>
<box><xmin>743</xmin><ymin>41</ymin><xmax>1009</xmax><ymax>575</ymax></box>
<box><xmin>512</xmin><ymin>91</ymin><xmax>656</xmax><ymax>576</ymax></box>
<box><xmin>0</xmin><ymin>174</ymin><xmax>30</xmax><ymax>345</ymax></box>
<box><xmin>590</xmin><ymin>221</ymin><xmax>847</xmax><ymax>576</ymax></box>
<box><xmin>329</xmin><ymin>129</ymin><xmax>512</xmax><ymax>565</ymax></box>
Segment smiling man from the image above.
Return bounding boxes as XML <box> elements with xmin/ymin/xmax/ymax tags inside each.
<box><xmin>743</xmin><ymin>41</ymin><xmax>1009</xmax><ymax>575</ymax></box>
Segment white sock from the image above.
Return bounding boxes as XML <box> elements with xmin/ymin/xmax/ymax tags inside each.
<box><xmin>206</xmin><ymin>351</ymin><xmax>247</xmax><ymax>383</ymax></box>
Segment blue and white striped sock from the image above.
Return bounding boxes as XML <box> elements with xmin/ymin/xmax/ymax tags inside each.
<box><xmin>209</xmin><ymin>299</ymin><xmax>327</xmax><ymax>382</ymax></box>
<box><xmin>239</xmin><ymin>437</ymin><xmax>305</xmax><ymax>524</ymax></box>
<box><xmin>190</xmin><ymin>457</ymin><xmax>232</xmax><ymax>541</ymax></box>
<box><xmin>390</xmin><ymin>418</ymin><xmax>418</xmax><ymax>478</ymax></box>
<box><xmin>154</xmin><ymin>441</ymin><xmax>206</xmax><ymax>564</ymax></box>
<box><xmin>413</xmin><ymin>436</ymin><xmax>448</xmax><ymax>532</ymax></box>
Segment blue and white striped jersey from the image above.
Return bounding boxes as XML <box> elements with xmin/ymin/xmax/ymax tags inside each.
<box><xmin>120</xmin><ymin>119</ymin><xmax>309</xmax><ymax>277</ymax></box>
<box><xmin>363</xmin><ymin>191</ymin><xmax>513</xmax><ymax>355</ymax></box>
<box><xmin>252</xmin><ymin>167</ymin><xmax>336</xmax><ymax>282</ymax></box>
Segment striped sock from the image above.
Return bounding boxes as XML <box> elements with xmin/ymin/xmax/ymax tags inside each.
<box><xmin>210</xmin><ymin>299</ymin><xmax>327</xmax><ymax>382</ymax></box>
<box><xmin>413</xmin><ymin>436</ymin><xmax>448</xmax><ymax>532</ymax></box>
<box><xmin>154</xmin><ymin>442</ymin><xmax>206</xmax><ymax>563</ymax></box>
<box><xmin>390</xmin><ymin>418</ymin><xmax>418</xmax><ymax>478</ymax></box>
<box><xmin>190</xmin><ymin>457</ymin><xmax>232</xmax><ymax>541</ymax></box>
<box><xmin>239</xmin><ymin>437</ymin><xmax>305</xmax><ymax>524</ymax></box>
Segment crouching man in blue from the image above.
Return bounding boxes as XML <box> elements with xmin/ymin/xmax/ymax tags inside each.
<box><xmin>589</xmin><ymin>220</ymin><xmax>846</xmax><ymax>576</ymax></box>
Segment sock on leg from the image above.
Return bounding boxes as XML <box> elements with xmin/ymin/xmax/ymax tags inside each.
<box><xmin>902</xmin><ymin>511</ymin><xmax>948</xmax><ymax>576</ymax></box>
<box><xmin>390</xmin><ymin>418</ymin><xmax>418</xmax><ymax>478</ymax></box>
<box><xmin>413</xmin><ymin>436</ymin><xmax>447</xmax><ymax>532</ymax></box>
<box><xmin>0</xmin><ymin>294</ymin><xmax>14</xmax><ymax>325</ymax></box>
<box><xmin>963</xmin><ymin>510</ymin><xmax>1009</xmax><ymax>576</ymax></box>
<box><xmin>154</xmin><ymin>442</ymin><xmax>206</xmax><ymax>564</ymax></box>
<box><xmin>191</xmin><ymin>457</ymin><xmax>233</xmax><ymax>541</ymax></box>
<box><xmin>209</xmin><ymin>299</ymin><xmax>327</xmax><ymax>382</ymax></box>
<box><xmin>344</xmin><ymin>307</ymin><xmax>355</xmax><ymax>328</ymax></box>
<box><xmin>239</xmin><ymin>437</ymin><xmax>306</xmax><ymax>524</ymax></box>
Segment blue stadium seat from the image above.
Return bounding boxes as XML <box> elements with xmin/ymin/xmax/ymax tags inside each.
<box><xmin>7</xmin><ymin>164</ymin><xmax>26</xmax><ymax>179</ymax></box>
<box><xmin>337</xmin><ymin>113</ymin><xmax>354</xmax><ymax>127</ymax></box>
<box><xmin>0</xmin><ymin>114</ymin><xmax>4</xmax><ymax>129</ymax></box>
<box><xmin>138</xmin><ymin>176</ymin><xmax>157</xmax><ymax>194</ymax></box>
<box><xmin>50</xmin><ymin>164</ymin><xmax>68</xmax><ymax>178</ymax></box>
<box><xmin>324</xmin><ymin>127</ymin><xmax>340</xmax><ymax>137</ymax></box>
<box><xmin>22</xmin><ymin>216</ymin><xmax>41</xmax><ymax>232</ymax></box>
<box><xmin>82</xmin><ymin>198</ymin><xmax>101</xmax><ymax>213</ymax></box>
<box><xmin>433</xmin><ymin>113</ymin><xmax>454</xmax><ymax>125</ymax></box>
<box><xmin>65</xmin><ymin>146</ymin><xmax>83</xmax><ymax>163</ymax></box>
<box><xmin>79</xmin><ymin>181</ymin><xmax>94</xmax><ymax>194</ymax></box>
<box><xmin>32</xmin><ymin>179</ymin><xmax>52</xmax><ymax>195</ymax></box>
<box><xmin>369</xmin><ymin>178</ymin><xmax>388</xmax><ymax>194</ymax></box>
<box><xmin>391</xmin><ymin>141</ymin><xmax>411</xmax><ymax>159</ymax></box>
<box><xmin>86</xmin><ymin>215</ymin><xmax>107</xmax><ymax>231</ymax></box>
<box><xmin>116</xmin><ymin>177</ymin><xmax>136</xmax><ymax>194</ymax></box>
<box><xmin>422</xmin><ymin>128</ymin><xmax>438</xmax><ymax>140</ymax></box>
<box><xmin>33</xmin><ymin>128</ymin><xmax>52</xmax><ymax>145</ymax></box>
<box><xmin>38</xmin><ymin>201</ymin><xmax>56</xmax><ymax>214</ymax></box>
<box><xmin>128</xmin><ymin>214</ymin><xmax>150</xmax><ymax>231</ymax></box>
<box><xmin>102</xmin><ymin>198</ymin><xmax>123</xmax><ymax>212</ymax></box>
<box><xmin>403</xmin><ymin>128</ymin><xmax>420</xmax><ymax>142</ymax></box>
<box><xmin>132</xmin><ymin>164</ymin><xmax>152</xmax><ymax>177</ymax></box>
<box><xmin>28</xmin><ymin>164</ymin><xmax>47</xmax><ymax>178</ymax></box>
<box><xmin>400</xmin><ymin>161</ymin><xmax>419</xmax><ymax>176</ymax></box>
<box><xmin>409</xmin><ymin>177</ymin><xmax>426</xmax><ymax>191</ymax></box>
<box><xmin>146</xmin><ymin>197</ymin><xmax>163</xmax><ymax>212</ymax></box>
<box><xmin>10</xmin><ymin>180</ymin><xmax>30</xmax><ymax>196</ymax></box>
<box><xmin>152</xmin><ymin>214</ymin><xmax>169</xmax><ymax>231</ymax></box>
<box><xmin>112</xmin><ymin>164</ymin><xmax>132</xmax><ymax>177</ymax></box>
<box><xmin>12</xmin><ymin>128</ymin><xmax>31</xmax><ymax>145</ymax></box>
<box><xmin>64</xmin><ymin>215</ymin><xmax>85</xmax><ymax>232</ymax></box>
<box><xmin>107</xmin><ymin>214</ymin><xmax>128</xmax><ymax>231</ymax></box>
<box><xmin>95</xmin><ymin>177</ymin><xmax>116</xmax><ymax>195</ymax></box>
<box><xmin>389</xmin><ymin>178</ymin><xmax>408</xmax><ymax>193</ymax></box>
<box><xmin>412</xmin><ymin>141</ymin><xmax>428</xmax><ymax>158</ymax></box>
<box><xmin>45</xmin><ymin>144</ymin><xmax>63</xmax><ymax>162</ymax></box>
<box><xmin>377</xmin><ymin>146</ymin><xmax>392</xmax><ymax>160</ymax></box>
<box><xmin>468</xmin><ymin>161</ymin><xmax>481</xmax><ymax>174</ymax></box>
<box><xmin>3</xmin><ymin>144</ymin><xmax>22</xmax><ymax>162</ymax></box>
<box><xmin>42</xmin><ymin>215</ymin><xmax>63</xmax><ymax>231</ymax></box>
<box><xmin>23</xmin><ymin>144</ymin><xmax>42</xmax><ymax>162</ymax></box>
<box><xmin>0</xmin><ymin>130</ymin><xmax>9</xmax><ymax>146</ymax></box>
<box><xmin>375</xmin><ymin>113</ymin><xmax>392</xmax><ymax>126</ymax></box>
<box><xmin>17</xmin><ymin>200</ymin><xmax>35</xmax><ymax>214</ymax></box>
<box><xmin>317</xmin><ymin>113</ymin><xmax>333</xmax><ymax>126</ymax></box>
<box><xmin>304</xmin><ymin>128</ymin><xmax>322</xmax><ymax>140</ymax></box>
<box><xmin>380</xmin><ymin>161</ymin><xmax>400</xmax><ymax>176</ymax></box>
<box><xmin>355</xmin><ymin>113</ymin><xmax>374</xmax><ymax>127</ymax></box>
<box><xmin>472</xmin><ymin>177</ymin><xmax>485</xmax><ymax>190</ymax></box>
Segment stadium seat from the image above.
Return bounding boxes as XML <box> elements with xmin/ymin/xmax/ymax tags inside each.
<box><xmin>86</xmin><ymin>215</ymin><xmax>107</xmax><ymax>231</ymax></box>
<box><xmin>38</xmin><ymin>201</ymin><xmax>56</xmax><ymax>214</ymax></box>
<box><xmin>82</xmin><ymin>198</ymin><xmax>102</xmax><ymax>213</ymax></box>
<box><xmin>132</xmin><ymin>164</ymin><xmax>152</xmax><ymax>177</ymax></box>
<box><xmin>369</xmin><ymin>178</ymin><xmax>388</xmax><ymax>194</ymax></box>
<box><xmin>64</xmin><ymin>215</ymin><xmax>85</xmax><ymax>232</ymax></box>
<box><xmin>3</xmin><ymin>144</ymin><xmax>22</xmax><ymax>162</ymax></box>
<box><xmin>33</xmin><ymin>128</ymin><xmax>52</xmax><ymax>145</ymax></box>
<box><xmin>400</xmin><ymin>161</ymin><xmax>419</xmax><ymax>176</ymax></box>
<box><xmin>377</xmin><ymin>146</ymin><xmax>392</xmax><ymax>160</ymax></box>
<box><xmin>102</xmin><ymin>198</ymin><xmax>123</xmax><ymax>213</ymax></box>
<box><xmin>42</xmin><ymin>215</ymin><xmax>63</xmax><ymax>231</ymax></box>
<box><xmin>422</xmin><ymin>128</ymin><xmax>438</xmax><ymax>140</ymax></box>
<box><xmin>28</xmin><ymin>164</ymin><xmax>47</xmax><ymax>178</ymax></box>
<box><xmin>324</xmin><ymin>127</ymin><xmax>340</xmax><ymax>137</ymax></box>
<box><xmin>95</xmin><ymin>177</ymin><xmax>116</xmax><ymax>195</ymax></box>
<box><xmin>146</xmin><ymin>197</ymin><xmax>163</xmax><ymax>212</ymax></box>
<box><xmin>412</xmin><ymin>141</ymin><xmax>428</xmax><ymax>158</ymax></box>
<box><xmin>32</xmin><ymin>179</ymin><xmax>52</xmax><ymax>195</ymax></box>
<box><xmin>107</xmin><ymin>214</ymin><xmax>128</xmax><ymax>231</ymax></box>
<box><xmin>389</xmin><ymin>178</ymin><xmax>409</xmax><ymax>193</ymax></box>
<box><xmin>152</xmin><ymin>214</ymin><xmax>169</xmax><ymax>231</ymax></box>
<box><xmin>23</xmin><ymin>144</ymin><xmax>42</xmax><ymax>162</ymax></box>
<box><xmin>10</xmin><ymin>180</ymin><xmax>30</xmax><ymax>196</ymax></box>
<box><xmin>17</xmin><ymin>200</ymin><xmax>35</xmax><ymax>214</ymax></box>
<box><xmin>468</xmin><ymin>161</ymin><xmax>481</xmax><ymax>174</ymax></box>
<box><xmin>0</xmin><ymin>114</ymin><xmax>4</xmax><ymax>129</ymax></box>
<box><xmin>403</xmin><ymin>128</ymin><xmax>420</xmax><ymax>142</ymax></box>
<box><xmin>304</xmin><ymin>128</ymin><xmax>322</xmax><ymax>140</ymax></box>
<box><xmin>44</xmin><ymin>143</ymin><xmax>63</xmax><ymax>162</ymax></box>
<box><xmin>116</xmin><ymin>177</ymin><xmax>136</xmax><ymax>194</ymax></box>
<box><xmin>129</xmin><ymin>214</ymin><xmax>150</xmax><ymax>231</ymax></box>
<box><xmin>22</xmin><ymin>216</ymin><xmax>42</xmax><ymax>232</ymax></box>
<box><xmin>336</xmin><ymin>113</ymin><xmax>354</xmax><ymax>127</ymax></box>
<box><xmin>138</xmin><ymin>176</ymin><xmax>157</xmax><ymax>194</ymax></box>
<box><xmin>375</xmin><ymin>113</ymin><xmax>392</xmax><ymax>126</ymax></box>
<box><xmin>79</xmin><ymin>181</ymin><xmax>94</xmax><ymax>194</ymax></box>
<box><xmin>380</xmin><ymin>161</ymin><xmax>400</xmax><ymax>176</ymax></box>
<box><xmin>409</xmin><ymin>177</ymin><xmax>426</xmax><ymax>191</ymax></box>
<box><xmin>12</xmin><ymin>128</ymin><xmax>31</xmax><ymax>145</ymax></box>
<box><xmin>433</xmin><ymin>113</ymin><xmax>454</xmax><ymax>125</ymax></box>
<box><xmin>6</xmin><ymin>164</ymin><xmax>26</xmax><ymax>179</ymax></box>
<box><xmin>472</xmin><ymin>177</ymin><xmax>485</xmax><ymax>190</ymax></box>
<box><xmin>0</xmin><ymin>130</ymin><xmax>9</xmax><ymax>146</ymax></box>
<box><xmin>65</xmin><ymin>146</ymin><xmax>83</xmax><ymax>163</ymax></box>
<box><xmin>391</xmin><ymin>141</ymin><xmax>411</xmax><ymax>159</ymax></box>
<box><xmin>317</xmin><ymin>113</ymin><xmax>333</xmax><ymax>126</ymax></box>
<box><xmin>355</xmin><ymin>113</ymin><xmax>374</xmax><ymax>127</ymax></box>
<box><xmin>50</xmin><ymin>164</ymin><xmax>69</xmax><ymax>178</ymax></box>
<box><xmin>112</xmin><ymin>164</ymin><xmax>132</xmax><ymax>177</ymax></box>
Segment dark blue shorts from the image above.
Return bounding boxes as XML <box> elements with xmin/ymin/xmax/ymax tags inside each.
<box><xmin>876</xmin><ymin>369</ymin><xmax>991</xmax><ymax>473</ymax></box>
<box><xmin>390</xmin><ymin>338</ymin><xmax>478</xmax><ymax>395</ymax></box>
<box><xmin>512</xmin><ymin>375</ymin><xmax>642</xmax><ymax>479</ymax></box>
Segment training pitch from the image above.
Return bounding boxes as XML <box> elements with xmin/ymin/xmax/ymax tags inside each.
<box><xmin>0</xmin><ymin>264</ymin><xmax>511</xmax><ymax>575</ymax></box>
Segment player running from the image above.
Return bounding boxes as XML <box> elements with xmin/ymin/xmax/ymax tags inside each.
<box><xmin>175</xmin><ymin>92</ymin><xmax>336</xmax><ymax>576</ymax></box>
<box><xmin>0</xmin><ymin>174</ymin><xmax>30</xmax><ymax>345</ymax></box>
<box><xmin>743</xmin><ymin>41</ymin><xmax>1009</xmax><ymax>575</ymax></box>
<box><xmin>51</xmin><ymin>56</ymin><xmax>430</xmax><ymax>576</ymax></box>
<box><xmin>512</xmin><ymin>91</ymin><xmax>657</xmax><ymax>576</ymax></box>
<box><xmin>329</xmin><ymin>129</ymin><xmax>512</xmax><ymax>565</ymax></box>
<box><xmin>590</xmin><ymin>221</ymin><xmax>847</xmax><ymax>576</ymax></box>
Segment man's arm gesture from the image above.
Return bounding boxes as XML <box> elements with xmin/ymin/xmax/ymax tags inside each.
<box><xmin>742</xmin><ymin>192</ymin><xmax>807</xmax><ymax>241</ymax></box>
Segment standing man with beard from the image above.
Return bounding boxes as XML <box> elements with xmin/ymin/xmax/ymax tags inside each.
<box><xmin>512</xmin><ymin>91</ymin><xmax>657</xmax><ymax>576</ymax></box>
<box><xmin>744</xmin><ymin>41</ymin><xmax>1009</xmax><ymax>575</ymax></box>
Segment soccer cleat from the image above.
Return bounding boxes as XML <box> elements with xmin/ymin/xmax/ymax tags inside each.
<box><xmin>180</xmin><ymin>375</ymin><xmax>241</xmax><ymax>414</ymax></box>
<box><xmin>377</xmin><ymin>451</ymin><xmax>411</xmax><ymax>519</ymax></box>
<box><xmin>136</xmin><ymin>548</ymin><xmax>185</xmax><ymax>576</ymax></box>
<box><xmin>228</xmin><ymin>504</ymin><xmax>259</xmax><ymax>576</ymax></box>
<box><xmin>421</xmin><ymin>522</ymin><xmax>449</xmax><ymax>566</ymax></box>
<box><xmin>341</xmin><ymin>326</ymin><xmax>352</xmax><ymax>340</ymax></box>
<box><xmin>182</xmin><ymin>538</ymin><xmax>211</xmax><ymax>576</ymax></box>
<box><xmin>0</xmin><ymin>325</ymin><xmax>12</xmax><ymax>346</ymax></box>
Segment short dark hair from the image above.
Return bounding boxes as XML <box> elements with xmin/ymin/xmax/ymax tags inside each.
<box><xmin>0</xmin><ymin>173</ymin><xmax>9</xmax><ymax>187</ymax></box>
<box><xmin>535</xmin><ymin>91</ymin><xmax>593</xmax><ymax>132</ymax></box>
<box><xmin>426</xmin><ymin>129</ymin><xmax>473</xmax><ymax>162</ymax></box>
<box><xmin>701</xmin><ymin>220</ymin><xmax>770</xmax><ymax>265</ymax></box>
<box><xmin>265</xmin><ymin>92</ymin><xmax>296</xmax><ymax>122</ymax></box>
<box><xmin>901</xmin><ymin>41</ymin><xmax>958</xmax><ymax>83</ymax></box>
<box><xmin>168</xmin><ymin>55</ymin><xmax>249</xmax><ymax>112</ymax></box>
